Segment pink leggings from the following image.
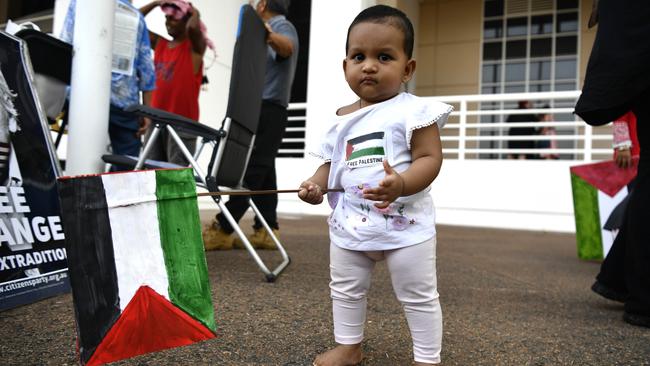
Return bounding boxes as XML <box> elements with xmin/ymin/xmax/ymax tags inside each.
<box><xmin>329</xmin><ymin>237</ymin><xmax>442</xmax><ymax>364</ymax></box>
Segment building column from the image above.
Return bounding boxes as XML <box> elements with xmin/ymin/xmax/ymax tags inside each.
<box><xmin>65</xmin><ymin>0</ymin><xmax>115</xmax><ymax>175</ymax></box>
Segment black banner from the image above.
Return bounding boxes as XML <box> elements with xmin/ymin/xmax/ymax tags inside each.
<box><xmin>0</xmin><ymin>31</ymin><xmax>68</xmax><ymax>311</ymax></box>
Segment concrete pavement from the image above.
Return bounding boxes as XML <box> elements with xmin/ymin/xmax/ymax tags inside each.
<box><xmin>1</xmin><ymin>213</ymin><xmax>648</xmax><ymax>365</ymax></box>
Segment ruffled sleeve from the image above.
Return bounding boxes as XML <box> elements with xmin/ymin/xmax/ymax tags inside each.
<box><xmin>308</xmin><ymin>121</ymin><xmax>338</xmax><ymax>162</ymax></box>
<box><xmin>404</xmin><ymin>96</ymin><xmax>454</xmax><ymax>150</ymax></box>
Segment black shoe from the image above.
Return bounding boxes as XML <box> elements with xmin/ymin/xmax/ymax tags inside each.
<box><xmin>591</xmin><ymin>281</ymin><xmax>627</xmax><ymax>303</ymax></box>
<box><xmin>623</xmin><ymin>312</ymin><xmax>650</xmax><ymax>328</ymax></box>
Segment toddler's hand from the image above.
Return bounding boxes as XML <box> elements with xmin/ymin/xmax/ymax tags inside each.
<box><xmin>363</xmin><ymin>160</ymin><xmax>404</xmax><ymax>209</ymax></box>
<box><xmin>298</xmin><ymin>180</ymin><xmax>323</xmax><ymax>205</ymax></box>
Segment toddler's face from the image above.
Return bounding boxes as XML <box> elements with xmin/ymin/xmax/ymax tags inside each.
<box><xmin>344</xmin><ymin>22</ymin><xmax>415</xmax><ymax>105</ymax></box>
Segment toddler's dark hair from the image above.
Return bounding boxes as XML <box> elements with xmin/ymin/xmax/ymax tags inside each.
<box><xmin>345</xmin><ymin>5</ymin><xmax>415</xmax><ymax>59</ymax></box>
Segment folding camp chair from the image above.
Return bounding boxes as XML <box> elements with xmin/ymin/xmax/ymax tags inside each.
<box><xmin>102</xmin><ymin>4</ymin><xmax>290</xmax><ymax>282</ymax></box>
<box><xmin>14</xmin><ymin>28</ymin><xmax>72</xmax><ymax>150</ymax></box>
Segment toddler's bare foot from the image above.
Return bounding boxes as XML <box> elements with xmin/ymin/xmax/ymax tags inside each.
<box><xmin>313</xmin><ymin>344</ymin><xmax>363</xmax><ymax>366</ymax></box>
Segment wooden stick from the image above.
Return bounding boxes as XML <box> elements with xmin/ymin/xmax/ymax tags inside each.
<box><xmin>197</xmin><ymin>188</ymin><xmax>344</xmax><ymax>197</ymax></box>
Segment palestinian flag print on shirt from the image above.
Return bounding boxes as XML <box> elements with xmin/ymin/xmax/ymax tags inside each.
<box><xmin>346</xmin><ymin>131</ymin><xmax>385</xmax><ymax>168</ymax></box>
<box><xmin>58</xmin><ymin>168</ymin><xmax>215</xmax><ymax>366</ymax></box>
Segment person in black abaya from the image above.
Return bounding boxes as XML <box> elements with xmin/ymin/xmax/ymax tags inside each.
<box><xmin>575</xmin><ymin>0</ymin><xmax>650</xmax><ymax>328</ymax></box>
<box><xmin>506</xmin><ymin>100</ymin><xmax>538</xmax><ymax>160</ymax></box>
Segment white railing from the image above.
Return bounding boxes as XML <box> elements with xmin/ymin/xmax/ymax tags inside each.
<box><xmin>285</xmin><ymin>91</ymin><xmax>611</xmax><ymax>162</ymax></box>
<box><xmin>424</xmin><ymin>90</ymin><xmax>610</xmax><ymax>162</ymax></box>
<box><xmin>279</xmin><ymin>102</ymin><xmax>307</xmax><ymax>157</ymax></box>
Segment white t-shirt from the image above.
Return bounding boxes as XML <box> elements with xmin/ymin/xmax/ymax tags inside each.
<box><xmin>312</xmin><ymin>92</ymin><xmax>453</xmax><ymax>251</ymax></box>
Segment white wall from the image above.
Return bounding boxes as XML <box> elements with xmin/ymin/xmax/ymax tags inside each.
<box><xmin>303</xmin><ymin>0</ymin><xmax>364</xmax><ymax>157</ymax></box>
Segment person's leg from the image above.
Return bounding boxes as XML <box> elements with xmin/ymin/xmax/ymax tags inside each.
<box><xmin>593</xmin><ymin>227</ymin><xmax>628</xmax><ymax>302</ymax></box>
<box><xmin>215</xmin><ymin>162</ymin><xmax>268</xmax><ymax>233</ymax></box>
<box><xmin>250</xmin><ymin>102</ymin><xmax>288</xmax><ymax>230</ymax></box>
<box><xmin>314</xmin><ymin>243</ymin><xmax>374</xmax><ymax>366</ymax></box>
<box><xmin>216</xmin><ymin>102</ymin><xmax>287</xmax><ymax>232</ymax></box>
<box><xmin>624</xmin><ymin>98</ymin><xmax>650</xmax><ymax>323</ymax></box>
<box><xmin>108</xmin><ymin>118</ymin><xmax>141</xmax><ymax>172</ymax></box>
<box><xmin>385</xmin><ymin>238</ymin><xmax>442</xmax><ymax>365</ymax></box>
<box><xmin>252</xmin><ymin>160</ymin><xmax>278</xmax><ymax>229</ymax></box>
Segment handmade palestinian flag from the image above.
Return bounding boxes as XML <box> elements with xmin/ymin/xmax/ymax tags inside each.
<box><xmin>345</xmin><ymin>131</ymin><xmax>385</xmax><ymax>168</ymax></box>
<box><xmin>57</xmin><ymin>168</ymin><xmax>215</xmax><ymax>366</ymax></box>
<box><xmin>570</xmin><ymin>158</ymin><xmax>638</xmax><ymax>260</ymax></box>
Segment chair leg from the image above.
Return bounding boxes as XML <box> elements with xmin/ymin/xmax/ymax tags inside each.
<box><xmin>216</xmin><ymin>200</ymin><xmax>291</xmax><ymax>282</ymax></box>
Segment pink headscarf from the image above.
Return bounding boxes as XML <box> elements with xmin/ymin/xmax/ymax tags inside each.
<box><xmin>160</xmin><ymin>0</ymin><xmax>215</xmax><ymax>50</ymax></box>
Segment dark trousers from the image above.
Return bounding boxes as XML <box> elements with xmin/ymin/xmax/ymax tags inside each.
<box><xmin>108</xmin><ymin>106</ymin><xmax>141</xmax><ymax>172</ymax></box>
<box><xmin>217</xmin><ymin>101</ymin><xmax>288</xmax><ymax>232</ymax></box>
<box><xmin>597</xmin><ymin>92</ymin><xmax>650</xmax><ymax>316</ymax></box>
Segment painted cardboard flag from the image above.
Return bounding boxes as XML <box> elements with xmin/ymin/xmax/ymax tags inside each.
<box><xmin>570</xmin><ymin>158</ymin><xmax>638</xmax><ymax>260</ymax></box>
<box><xmin>57</xmin><ymin>168</ymin><xmax>215</xmax><ymax>366</ymax></box>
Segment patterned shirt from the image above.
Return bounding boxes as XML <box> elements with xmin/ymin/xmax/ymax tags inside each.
<box><xmin>60</xmin><ymin>0</ymin><xmax>155</xmax><ymax>109</ymax></box>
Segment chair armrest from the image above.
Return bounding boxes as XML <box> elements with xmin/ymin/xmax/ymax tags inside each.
<box><xmin>125</xmin><ymin>104</ymin><xmax>223</xmax><ymax>140</ymax></box>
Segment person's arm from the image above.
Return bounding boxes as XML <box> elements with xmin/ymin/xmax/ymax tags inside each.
<box><xmin>613</xmin><ymin>117</ymin><xmax>633</xmax><ymax>168</ymax></box>
<box><xmin>139</xmin><ymin>1</ymin><xmax>160</xmax><ymax>16</ymax></box>
<box><xmin>363</xmin><ymin>124</ymin><xmax>443</xmax><ymax>208</ymax></box>
<box><xmin>139</xmin><ymin>1</ymin><xmax>161</xmax><ymax>48</ymax></box>
<box><xmin>186</xmin><ymin>4</ymin><xmax>207</xmax><ymax>72</ymax></box>
<box><xmin>137</xmin><ymin>90</ymin><xmax>153</xmax><ymax>137</ymax></box>
<box><xmin>298</xmin><ymin>163</ymin><xmax>331</xmax><ymax>205</ymax></box>
<box><xmin>265</xmin><ymin>22</ymin><xmax>294</xmax><ymax>59</ymax></box>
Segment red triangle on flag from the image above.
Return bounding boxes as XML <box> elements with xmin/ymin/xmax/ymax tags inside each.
<box><xmin>570</xmin><ymin>157</ymin><xmax>638</xmax><ymax>197</ymax></box>
<box><xmin>86</xmin><ymin>285</ymin><xmax>216</xmax><ymax>366</ymax></box>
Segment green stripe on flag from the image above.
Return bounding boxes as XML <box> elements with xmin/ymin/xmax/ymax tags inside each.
<box><xmin>571</xmin><ymin>173</ymin><xmax>603</xmax><ymax>260</ymax></box>
<box><xmin>348</xmin><ymin>147</ymin><xmax>385</xmax><ymax>161</ymax></box>
<box><xmin>156</xmin><ymin>169</ymin><xmax>216</xmax><ymax>332</ymax></box>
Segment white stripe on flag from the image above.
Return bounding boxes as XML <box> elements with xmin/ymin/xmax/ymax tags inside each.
<box><xmin>352</xmin><ymin>139</ymin><xmax>383</xmax><ymax>152</ymax></box>
<box><xmin>597</xmin><ymin>187</ymin><xmax>627</xmax><ymax>258</ymax></box>
<box><xmin>102</xmin><ymin>171</ymin><xmax>170</xmax><ymax>311</ymax></box>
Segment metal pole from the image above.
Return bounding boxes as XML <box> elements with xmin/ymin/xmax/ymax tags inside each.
<box><xmin>65</xmin><ymin>0</ymin><xmax>115</xmax><ymax>175</ymax></box>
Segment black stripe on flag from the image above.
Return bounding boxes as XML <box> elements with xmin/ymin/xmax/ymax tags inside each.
<box><xmin>347</xmin><ymin>131</ymin><xmax>384</xmax><ymax>145</ymax></box>
<box><xmin>58</xmin><ymin>175</ymin><xmax>120</xmax><ymax>364</ymax></box>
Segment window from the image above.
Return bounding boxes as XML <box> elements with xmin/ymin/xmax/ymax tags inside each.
<box><xmin>530</xmin><ymin>38</ymin><xmax>552</xmax><ymax>57</ymax></box>
<box><xmin>484</xmin><ymin>0</ymin><xmax>505</xmax><ymax>17</ymax></box>
<box><xmin>479</xmin><ymin>0</ymin><xmax>581</xmax><ymax>159</ymax></box>
<box><xmin>556</xmin><ymin>35</ymin><xmax>577</xmax><ymax>55</ymax></box>
<box><xmin>531</xmin><ymin>15</ymin><xmax>553</xmax><ymax>34</ymax></box>
<box><xmin>482</xmin><ymin>64</ymin><xmax>501</xmax><ymax>83</ymax></box>
<box><xmin>556</xmin><ymin>12</ymin><xmax>578</xmax><ymax>33</ymax></box>
<box><xmin>480</xmin><ymin>0</ymin><xmax>580</xmax><ymax>93</ymax></box>
<box><xmin>506</xmin><ymin>17</ymin><xmax>527</xmax><ymax>37</ymax></box>
<box><xmin>484</xmin><ymin>20</ymin><xmax>503</xmax><ymax>38</ymax></box>
<box><xmin>483</xmin><ymin>42</ymin><xmax>503</xmax><ymax>60</ymax></box>
<box><xmin>530</xmin><ymin>60</ymin><xmax>551</xmax><ymax>80</ymax></box>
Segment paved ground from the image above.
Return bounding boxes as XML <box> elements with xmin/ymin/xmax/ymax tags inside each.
<box><xmin>1</xmin><ymin>213</ymin><xmax>649</xmax><ymax>365</ymax></box>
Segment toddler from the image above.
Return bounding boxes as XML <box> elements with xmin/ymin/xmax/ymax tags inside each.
<box><xmin>298</xmin><ymin>5</ymin><xmax>453</xmax><ymax>366</ymax></box>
